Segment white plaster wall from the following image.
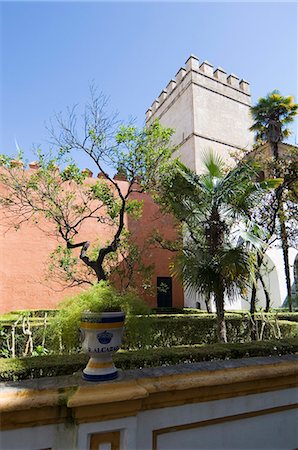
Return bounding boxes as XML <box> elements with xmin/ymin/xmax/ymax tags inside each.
<box><xmin>176</xmin><ymin>136</ymin><xmax>196</xmax><ymax>172</ymax></box>
<box><xmin>192</xmin><ymin>81</ymin><xmax>253</xmax><ymax>173</ymax></box>
<box><xmin>0</xmin><ymin>425</ymin><xmax>57</xmax><ymax>450</ymax></box>
<box><xmin>225</xmin><ymin>293</ymin><xmax>244</xmax><ymax>311</ymax></box>
<box><xmin>240</xmin><ymin>253</ymin><xmax>281</xmax><ymax>310</ymax></box>
<box><xmin>194</xmin><ymin>136</ymin><xmax>239</xmax><ymax>174</ymax></box>
<box><xmin>183</xmin><ymin>288</ymin><xmax>212</xmax><ymax>310</ymax></box>
<box><xmin>1</xmin><ymin>388</ymin><xmax>297</xmax><ymax>450</ymax></box>
<box><xmin>136</xmin><ymin>387</ymin><xmax>298</xmax><ymax>450</ymax></box>
<box><xmin>265</xmin><ymin>245</ymin><xmax>298</xmax><ymax>306</ymax></box>
<box><xmin>148</xmin><ymin>83</ymin><xmax>196</xmax><ymax>171</ymax></box>
<box><xmin>1</xmin><ymin>417</ymin><xmax>137</xmax><ymax>450</ymax></box>
<box><xmin>148</xmin><ymin>72</ymin><xmax>194</xmax><ymax>148</ymax></box>
<box><xmin>193</xmin><ymin>81</ymin><xmax>253</xmax><ymax>148</ymax></box>
<box><xmin>157</xmin><ymin>409</ymin><xmax>297</xmax><ymax>450</ymax></box>
<box><xmin>184</xmin><ymin>286</ymin><xmax>198</xmax><ymax>308</ymax></box>
<box><xmin>184</xmin><ymin>281</ymin><xmax>243</xmax><ymax>311</ymax></box>
<box><xmin>185</xmin><ymin>243</ymin><xmax>298</xmax><ymax>311</ymax></box>
<box><xmin>191</xmin><ymin>70</ymin><xmax>251</xmax><ymax>106</ymax></box>
<box><xmin>224</xmin><ymin>244</ymin><xmax>298</xmax><ymax>311</ymax></box>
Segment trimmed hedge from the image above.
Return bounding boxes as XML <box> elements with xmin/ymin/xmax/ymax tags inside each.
<box><xmin>8</xmin><ymin>309</ymin><xmax>57</xmax><ymax>317</ymax></box>
<box><xmin>124</xmin><ymin>316</ymin><xmax>298</xmax><ymax>349</ymax></box>
<box><xmin>1</xmin><ymin>314</ymin><xmax>298</xmax><ymax>357</ymax></box>
<box><xmin>274</xmin><ymin>313</ymin><xmax>298</xmax><ymax>322</ymax></box>
<box><xmin>1</xmin><ymin>338</ymin><xmax>297</xmax><ymax>382</ymax></box>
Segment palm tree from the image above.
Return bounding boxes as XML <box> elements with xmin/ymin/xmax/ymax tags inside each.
<box><xmin>159</xmin><ymin>152</ymin><xmax>274</xmax><ymax>342</ymax></box>
<box><xmin>250</xmin><ymin>90</ymin><xmax>298</xmax><ymax>159</ymax></box>
<box><xmin>250</xmin><ymin>91</ymin><xmax>298</xmax><ymax>312</ymax></box>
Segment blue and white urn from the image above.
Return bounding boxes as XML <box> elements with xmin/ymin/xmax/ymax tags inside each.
<box><xmin>80</xmin><ymin>311</ymin><xmax>125</xmax><ymax>382</ymax></box>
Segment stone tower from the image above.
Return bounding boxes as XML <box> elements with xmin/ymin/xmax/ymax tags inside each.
<box><xmin>146</xmin><ymin>55</ymin><xmax>254</xmax><ymax>172</ymax></box>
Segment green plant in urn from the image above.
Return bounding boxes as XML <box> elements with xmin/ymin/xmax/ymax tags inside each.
<box><xmin>52</xmin><ymin>282</ymin><xmax>150</xmax><ymax>381</ymax></box>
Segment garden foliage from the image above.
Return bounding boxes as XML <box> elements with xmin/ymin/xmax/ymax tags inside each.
<box><xmin>1</xmin><ymin>309</ymin><xmax>298</xmax><ymax>358</ymax></box>
<box><xmin>1</xmin><ymin>339</ymin><xmax>297</xmax><ymax>382</ymax></box>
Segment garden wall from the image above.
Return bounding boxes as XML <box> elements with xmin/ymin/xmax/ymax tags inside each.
<box><xmin>1</xmin><ymin>355</ymin><xmax>298</xmax><ymax>449</ymax></box>
<box><xmin>0</xmin><ymin>178</ymin><xmax>184</xmax><ymax>313</ymax></box>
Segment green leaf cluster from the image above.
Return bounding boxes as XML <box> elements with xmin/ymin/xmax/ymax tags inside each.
<box><xmin>49</xmin><ymin>281</ymin><xmax>150</xmax><ymax>351</ymax></box>
<box><xmin>49</xmin><ymin>246</ymin><xmax>78</xmax><ymax>281</ymax></box>
<box><xmin>114</xmin><ymin>120</ymin><xmax>176</xmax><ymax>187</ymax></box>
<box><xmin>125</xmin><ymin>199</ymin><xmax>143</xmax><ymax>219</ymax></box>
<box><xmin>90</xmin><ymin>181</ymin><xmax>121</xmax><ymax>219</ymax></box>
<box><xmin>61</xmin><ymin>164</ymin><xmax>86</xmax><ymax>184</ymax></box>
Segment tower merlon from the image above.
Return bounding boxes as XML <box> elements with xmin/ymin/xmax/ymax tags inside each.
<box><xmin>199</xmin><ymin>61</ymin><xmax>214</xmax><ymax>77</ymax></box>
<box><xmin>175</xmin><ymin>67</ymin><xmax>187</xmax><ymax>83</ymax></box>
<box><xmin>239</xmin><ymin>79</ymin><xmax>250</xmax><ymax>94</ymax></box>
<box><xmin>146</xmin><ymin>56</ymin><xmax>252</xmax><ymax>127</ymax></box>
<box><xmin>166</xmin><ymin>79</ymin><xmax>177</xmax><ymax>94</ymax></box>
<box><xmin>213</xmin><ymin>67</ymin><xmax>227</xmax><ymax>83</ymax></box>
<box><xmin>158</xmin><ymin>89</ymin><xmax>168</xmax><ymax>104</ymax></box>
<box><xmin>151</xmin><ymin>99</ymin><xmax>160</xmax><ymax>113</ymax></box>
<box><xmin>82</xmin><ymin>168</ymin><xmax>93</xmax><ymax>177</ymax></box>
<box><xmin>185</xmin><ymin>55</ymin><xmax>200</xmax><ymax>72</ymax></box>
<box><xmin>29</xmin><ymin>161</ymin><xmax>40</xmax><ymax>170</ymax></box>
<box><xmin>227</xmin><ymin>73</ymin><xmax>240</xmax><ymax>89</ymax></box>
<box><xmin>10</xmin><ymin>160</ymin><xmax>24</xmax><ymax>169</ymax></box>
<box><xmin>146</xmin><ymin>108</ymin><xmax>153</xmax><ymax>121</ymax></box>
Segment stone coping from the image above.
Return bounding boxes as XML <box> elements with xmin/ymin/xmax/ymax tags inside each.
<box><xmin>1</xmin><ymin>354</ymin><xmax>298</xmax><ymax>393</ymax></box>
<box><xmin>1</xmin><ymin>355</ymin><xmax>298</xmax><ymax>429</ymax></box>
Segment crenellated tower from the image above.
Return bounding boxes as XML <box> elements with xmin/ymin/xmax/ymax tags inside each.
<box><xmin>146</xmin><ymin>55</ymin><xmax>254</xmax><ymax>172</ymax></box>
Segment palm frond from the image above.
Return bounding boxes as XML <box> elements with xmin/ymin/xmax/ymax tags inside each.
<box><xmin>201</xmin><ymin>150</ymin><xmax>225</xmax><ymax>178</ymax></box>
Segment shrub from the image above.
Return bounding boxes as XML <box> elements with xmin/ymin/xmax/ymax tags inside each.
<box><xmin>1</xmin><ymin>339</ymin><xmax>297</xmax><ymax>382</ymax></box>
<box><xmin>2</xmin><ymin>310</ymin><xmax>298</xmax><ymax>357</ymax></box>
<box><xmin>49</xmin><ymin>282</ymin><xmax>150</xmax><ymax>352</ymax></box>
<box><xmin>276</xmin><ymin>320</ymin><xmax>298</xmax><ymax>338</ymax></box>
<box><xmin>275</xmin><ymin>313</ymin><xmax>298</xmax><ymax>322</ymax></box>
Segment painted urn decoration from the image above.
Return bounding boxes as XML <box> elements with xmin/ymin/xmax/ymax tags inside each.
<box><xmin>80</xmin><ymin>311</ymin><xmax>125</xmax><ymax>381</ymax></box>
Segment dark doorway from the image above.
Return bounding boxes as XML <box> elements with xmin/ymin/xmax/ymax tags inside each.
<box><xmin>157</xmin><ymin>277</ymin><xmax>173</xmax><ymax>307</ymax></box>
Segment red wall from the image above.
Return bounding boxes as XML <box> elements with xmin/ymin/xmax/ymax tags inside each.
<box><xmin>128</xmin><ymin>190</ymin><xmax>184</xmax><ymax>309</ymax></box>
<box><xmin>0</xmin><ymin>177</ymin><xmax>184</xmax><ymax>313</ymax></box>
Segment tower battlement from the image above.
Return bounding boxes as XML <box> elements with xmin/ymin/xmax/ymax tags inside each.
<box><xmin>145</xmin><ymin>55</ymin><xmax>254</xmax><ymax>174</ymax></box>
<box><xmin>146</xmin><ymin>55</ymin><xmax>251</xmax><ymax>122</ymax></box>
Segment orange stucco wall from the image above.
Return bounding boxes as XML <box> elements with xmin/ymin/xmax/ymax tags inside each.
<box><xmin>128</xmin><ymin>190</ymin><xmax>184</xmax><ymax>309</ymax></box>
<box><xmin>0</xmin><ymin>175</ymin><xmax>184</xmax><ymax>313</ymax></box>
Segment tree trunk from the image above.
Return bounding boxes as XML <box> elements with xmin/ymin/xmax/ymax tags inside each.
<box><xmin>250</xmin><ymin>283</ymin><xmax>257</xmax><ymax>341</ymax></box>
<box><xmin>278</xmin><ymin>206</ymin><xmax>293</xmax><ymax>312</ymax></box>
<box><xmin>271</xmin><ymin>141</ymin><xmax>280</xmax><ymax>161</ymax></box>
<box><xmin>270</xmin><ymin>141</ymin><xmax>292</xmax><ymax>311</ymax></box>
<box><xmin>205</xmin><ymin>293</ymin><xmax>211</xmax><ymax>313</ymax></box>
<box><xmin>208</xmin><ymin>206</ymin><xmax>227</xmax><ymax>342</ymax></box>
<box><xmin>259</xmin><ymin>275</ymin><xmax>271</xmax><ymax>312</ymax></box>
<box><xmin>214</xmin><ymin>289</ymin><xmax>227</xmax><ymax>343</ymax></box>
<box><xmin>95</xmin><ymin>265</ymin><xmax>107</xmax><ymax>282</ymax></box>
<box><xmin>249</xmin><ymin>252</ymin><xmax>264</xmax><ymax>340</ymax></box>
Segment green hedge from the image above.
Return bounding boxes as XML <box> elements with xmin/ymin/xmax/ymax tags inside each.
<box><xmin>124</xmin><ymin>316</ymin><xmax>298</xmax><ymax>349</ymax></box>
<box><xmin>1</xmin><ymin>314</ymin><xmax>298</xmax><ymax>357</ymax></box>
<box><xmin>274</xmin><ymin>313</ymin><xmax>298</xmax><ymax>322</ymax></box>
<box><xmin>1</xmin><ymin>338</ymin><xmax>297</xmax><ymax>382</ymax></box>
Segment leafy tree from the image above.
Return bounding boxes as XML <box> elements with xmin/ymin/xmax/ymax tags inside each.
<box><xmin>0</xmin><ymin>91</ymin><xmax>175</xmax><ymax>289</ymax></box>
<box><xmin>155</xmin><ymin>152</ymin><xmax>277</xmax><ymax>343</ymax></box>
<box><xmin>250</xmin><ymin>90</ymin><xmax>298</xmax><ymax>312</ymax></box>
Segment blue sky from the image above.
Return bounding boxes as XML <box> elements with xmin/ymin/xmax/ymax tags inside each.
<box><xmin>1</xmin><ymin>1</ymin><xmax>297</xmax><ymax>170</ymax></box>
